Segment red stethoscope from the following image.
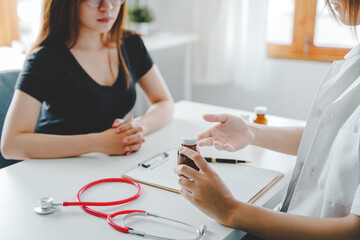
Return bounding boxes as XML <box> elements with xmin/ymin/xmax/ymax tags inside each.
<box><xmin>34</xmin><ymin>178</ymin><xmax>206</xmax><ymax>240</ymax></box>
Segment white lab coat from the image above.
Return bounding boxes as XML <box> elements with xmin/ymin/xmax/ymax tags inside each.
<box><xmin>282</xmin><ymin>44</ymin><xmax>360</xmax><ymax>218</ymax></box>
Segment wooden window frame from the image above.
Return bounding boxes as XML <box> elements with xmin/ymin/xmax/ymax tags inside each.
<box><xmin>267</xmin><ymin>0</ymin><xmax>350</xmax><ymax>62</ymax></box>
<box><xmin>0</xmin><ymin>0</ymin><xmax>20</xmax><ymax>46</ymax></box>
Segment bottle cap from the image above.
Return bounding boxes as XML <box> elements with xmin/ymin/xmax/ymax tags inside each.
<box><xmin>181</xmin><ymin>134</ymin><xmax>198</xmax><ymax>146</ymax></box>
<box><xmin>254</xmin><ymin>106</ymin><xmax>267</xmax><ymax>115</ymax></box>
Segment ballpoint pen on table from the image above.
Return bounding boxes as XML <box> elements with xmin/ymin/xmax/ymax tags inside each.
<box><xmin>204</xmin><ymin>157</ymin><xmax>251</xmax><ymax>164</ymax></box>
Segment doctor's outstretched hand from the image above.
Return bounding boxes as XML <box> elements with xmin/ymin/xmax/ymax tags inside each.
<box><xmin>174</xmin><ymin>146</ymin><xmax>238</xmax><ymax>226</ymax></box>
<box><xmin>198</xmin><ymin>114</ymin><xmax>255</xmax><ymax>152</ymax></box>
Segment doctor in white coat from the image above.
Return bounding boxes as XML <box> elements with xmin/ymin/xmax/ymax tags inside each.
<box><xmin>174</xmin><ymin>0</ymin><xmax>360</xmax><ymax>239</ymax></box>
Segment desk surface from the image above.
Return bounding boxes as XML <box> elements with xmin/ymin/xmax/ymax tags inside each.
<box><xmin>0</xmin><ymin>101</ymin><xmax>303</xmax><ymax>240</ymax></box>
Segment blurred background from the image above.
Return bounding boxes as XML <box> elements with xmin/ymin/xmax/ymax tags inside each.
<box><xmin>1</xmin><ymin>0</ymin><xmax>359</xmax><ymax>120</ymax></box>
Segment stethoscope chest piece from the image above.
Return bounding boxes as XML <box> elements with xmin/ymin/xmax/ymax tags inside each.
<box><xmin>34</xmin><ymin>197</ymin><xmax>62</xmax><ymax>215</ymax></box>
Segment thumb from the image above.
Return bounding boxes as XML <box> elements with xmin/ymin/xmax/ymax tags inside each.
<box><xmin>178</xmin><ymin>146</ymin><xmax>209</xmax><ymax>172</ymax></box>
<box><xmin>112</xmin><ymin>118</ymin><xmax>125</xmax><ymax>128</ymax></box>
<box><xmin>224</xmin><ymin>143</ymin><xmax>236</xmax><ymax>152</ymax></box>
<box><xmin>203</xmin><ymin>114</ymin><xmax>229</xmax><ymax>123</ymax></box>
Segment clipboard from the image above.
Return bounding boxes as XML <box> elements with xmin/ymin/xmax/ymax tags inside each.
<box><xmin>122</xmin><ymin>149</ymin><xmax>284</xmax><ymax>204</ymax></box>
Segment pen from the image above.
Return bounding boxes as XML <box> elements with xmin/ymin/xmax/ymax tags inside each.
<box><xmin>139</xmin><ymin>152</ymin><xmax>169</xmax><ymax>168</ymax></box>
<box><xmin>204</xmin><ymin>157</ymin><xmax>252</xmax><ymax>164</ymax></box>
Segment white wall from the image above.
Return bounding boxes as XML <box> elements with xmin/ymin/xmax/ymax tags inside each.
<box><xmin>135</xmin><ymin>0</ymin><xmax>196</xmax><ymax>33</ymax></box>
<box><xmin>131</xmin><ymin>0</ymin><xmax>197</xmax><ymax>115</ymax></box>
<box><xmin>192</xmin><ymin>59</ymin><xmax>331</xmax><ymax>120</ymax></box>
<box><xmin>145</xmin><ymin>0</ymin><xmax>333</xmax><ymax>120</ymax></box>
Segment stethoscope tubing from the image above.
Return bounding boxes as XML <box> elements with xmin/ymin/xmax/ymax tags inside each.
<box><xmin>36</xmin><ymin>178</ymin><xmax>206</xmax><ymax>238</ymax></box>
<box><xmin>107</xmin><ymin>210</ymin><xmax>146</xmax><ymax>233</ymax></box>
<box><xmin>61</xmin><ymin>178</ymin><xmax>142</xmax><ymax>207</ymax></box>
<box><xmin>66</xmin><ymin>178</ymin><xmax>143</xmax><ymax>232</ymax></box>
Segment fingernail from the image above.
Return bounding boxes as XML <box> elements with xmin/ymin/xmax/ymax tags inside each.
<box><xmin>178</xmin><ymin>146</ymin><xmax>185</xmax><ymax>152</ymax></box>
<box><xmin>115</xmin><ymin>129</ymin><xmax>121</xmax><ymax>133</ymax></box>
<box><xmin>124</xmin><ymin>147</ymin><xmax>130</xmax><ymax>151</ymax></box>
<box><xmin>121</xmin><ymin>138</ymin><xmax>128</xmax><ymax>143</ymax></box>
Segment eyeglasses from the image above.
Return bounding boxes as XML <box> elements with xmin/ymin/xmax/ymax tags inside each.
<box><xmin>86</xmin><ymin>0</ymin><xmax>125</xmax><ymax>8</ymax></box>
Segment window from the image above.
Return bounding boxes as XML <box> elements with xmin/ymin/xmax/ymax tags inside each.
<box><xmin>267</xmin><ymin>0</ymin><xmax>295</xmax><ymax>45</ymax></box>
<box><xmin>267</xmin><ymin>0</ymin><xmax>359</xmax><ymax>62</ymax></box>
<box><xmin>0</xmin><ymin>0</ymin><xmax>42</xmax><ymax>50</ymax></box>
<box><xmin>0</xmin><ymin>0</ymin><xmax>19</xmax><ymax>46</ymax></box>
<box><xmin>17</xmin><ymin>0</ymin><xmax>43</xmax><ymax>50</ymax></box>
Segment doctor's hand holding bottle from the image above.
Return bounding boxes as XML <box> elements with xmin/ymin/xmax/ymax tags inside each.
<box><xmin>175</xmin><ymin>113</ymin><xmax>304</xmax><ymax>226</ymax></box>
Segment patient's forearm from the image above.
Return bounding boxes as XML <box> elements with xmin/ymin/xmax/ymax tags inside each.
<box><xmin>2</xmin><ymin>133</ymin><xmax>99</xmax><ymax>160</ymax></box>
<box><xmin>137</xmin><ymin>100</ymin><xmax>174</xmax><ymax>135</ymax></box>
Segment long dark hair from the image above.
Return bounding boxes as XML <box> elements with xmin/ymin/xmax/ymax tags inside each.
<box><xmin>325</xmin><ymin>0</ymin><xmax>360</xmax><ymax>25</ymax></box>
<box><xmin>30</xmin><ymin>0</ymin><xmax>131</xmax><ymax>87</ymax></box>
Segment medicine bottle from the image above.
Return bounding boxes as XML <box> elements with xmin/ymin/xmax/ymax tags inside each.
<box><xmin>253</xmin><ymin>106</ymin><xmax>268</xmax><ymax>125</ymax></box>
<box><xmin>177</xmin><ymin>134</ymin><xmax>200</xmax><ymax>171</ymax></box>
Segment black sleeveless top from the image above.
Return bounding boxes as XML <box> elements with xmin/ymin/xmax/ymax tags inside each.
<box><xmin>15</xmin><ymin>34</ymin><xmax>153</xmax><ymax>135</ymax></box>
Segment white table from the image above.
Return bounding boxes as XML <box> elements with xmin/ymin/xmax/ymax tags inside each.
<box><xmin>0</xmin><ymin>101</ymin><xmax>303</xmax><ymax>240</ymax></box>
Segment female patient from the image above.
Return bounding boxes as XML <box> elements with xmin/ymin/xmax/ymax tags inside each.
<box><xmin>175</xmin><ymin>0</ymin><xmax>360</xmax><ymax>239</ymax></box>
<box><xmin>1</xmin><ymin>0</ymin><xmax>173</xmax><ymax>160</ymax></box>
